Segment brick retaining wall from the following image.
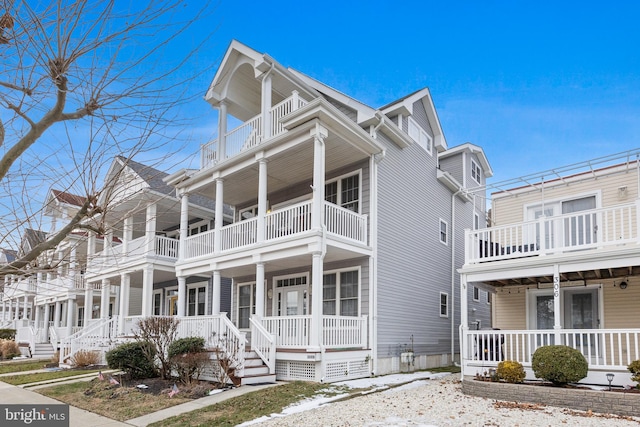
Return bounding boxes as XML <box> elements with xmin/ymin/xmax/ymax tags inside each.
<box><xmin>462</xmin><ymin>377</ymin><xmax>640</xmax><ymax>418</ymax></box>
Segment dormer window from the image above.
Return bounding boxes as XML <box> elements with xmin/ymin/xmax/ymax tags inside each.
<box><xmin>407</xmin><ymin>117</ymin><xmax>433</xmax><ymax>156</ymax></box>
<box><xmin>471</xmin><ymin>159</ymin><xmax>482</xmax><ymax>185</ymax></box>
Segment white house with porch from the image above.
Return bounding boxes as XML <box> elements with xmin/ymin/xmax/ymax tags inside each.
<box><xmin>459</xmin><ymin>149</ymin><xmax>640</xmax><ymax>386</ymax></box>
<box><xmin>163</xmin><ymin>40</ymin><xmax>492</xmax><ymax>383</ymax></box>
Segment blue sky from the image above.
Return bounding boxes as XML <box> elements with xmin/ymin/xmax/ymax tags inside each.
<box><xmin>185</xmin><ymin>0</ymin><xmax>640</xmax><ymax>183</ymax></box>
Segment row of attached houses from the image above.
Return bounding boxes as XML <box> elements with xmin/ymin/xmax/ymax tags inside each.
<box><xmin>14</xmin><ymin>40</ymin><xmax>636</xmax><ymax>387</ymax></box>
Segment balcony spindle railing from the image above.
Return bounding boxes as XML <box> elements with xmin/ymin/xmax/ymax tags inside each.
<box><xmin>466</xmin><ymin>202</ymin><xmax>639</xmax><ymax>264</ymax></box>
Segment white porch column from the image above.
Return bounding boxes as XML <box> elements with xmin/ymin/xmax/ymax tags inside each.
<box><xmin>177</xmin><ymin>277</ymin><xmax>186</xmax><ymax>317</ymax></box>
<box><xmin>309</xmin><ymin>252</ymin><xmax>323</xmax><ymax>350</ymax></box>
<box><xmin>66</xmin><ymin>298</ymin><xmax>74</xmax><ymax>336</ymax></box>
<box><xmin>100</xmin><ymin>279</ymin><xmax>110</xmax><ymax>319</ymax></box>
<box><xmin>311</xmin><ymin>126</ymin><xmax>328</xmax><ymax>231</ymax></box>
<box><xmin>553</xmin><ymin>264</ymin><xmax>561</xmax><ymax>341</ymax></box>
<box><xmin>218</xmin><ymin>101</ymin><xmax>227</xmax><ymax>161</ymax></box>
<box><xmin>261</xmin><ymin>72</ymin><xmax>273</xmax><ymax>139</ymax></box>
<box><xmin>34</xmin><ymin>304</ymin><xmax>41</xmax><ymax>329</ymax></box>
<box><xmin>141</xmin><ymin>267</ymin><xmax>154</xmax><ymax>317</ymax></box>
<box><xmin>123</xmin><ymin>216</ymin><xmax>133</xmax><ymax>255</ymax></box>
<box><xmin>255</xmin><ymin>262</ymin><xmax>265</xmax><ymax>318</ymax></box>
<box><xmin>69</xmin><ymin>247</ymin><xmax>77</xmax><ymax>290</ymax></box>
<box><xmin>460</xmin><ymin>274</ymin><xmax>469</xmax><ymax>377</ymax></box>
<box><xmin>10</xmin><ymin>299</ymin><xmax>16</xmax><ymax>321</ymax></box>
<box><xmin>145</xmin><ymin>204</ymin><xmax>157</xmax><ymax>254</ymax></box>
<box><xmin>43</xmin><ymin>303</ymin><xmax>50</xmax><ymax>341</ymax></box>
<box><xmin>87</xmin><ymin>232</ymin><xmax>96</xmax><ymax>258</ymax></box>
<box><xmin>179</xmin><ymin>192</ymin><xmax>189</xmax><ymax>259</ymax></box>
<box><xmin>257</xmin><ymin>158</ymin><xmax>268</xmax><ymax>243</ymax></box>
<box><xmin>1</xmin><ymin>300</ymin><xmax>6</xmax><ymax>321</ymax></box>
<box><xmin>214</xmin><ymin>179</ymin><xmax>224</xmax><ymax>252</ymax></box>
<box><xmin>212</xmin><ymin>271</ymin><xmax>221</xmax><ymax>315</ymax></box>
<box><xmin>53</xmin><ymin>301</ymin><xmax>61</xmax><ymax>328</ymax></box>
<box><xmin>118</xmin><ymin>273</ymin><xmax>130</xmax><ymax>333</ymax></box>
<box><xmin>84</xmin><ymin>285</ymin><xmax>93</xmax><ymax>326</ymax></box>
<box><xmin>22</xmin><ymin>295</ymin><xmax>28</xmax><ymax>319</ymax></box>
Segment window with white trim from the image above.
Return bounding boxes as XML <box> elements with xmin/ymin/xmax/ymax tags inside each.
<box><xmin>187</xmin><ymin>285</ymin><xmax>206</xmax><ymax>316</ymax></box>
<box><xmin>407</xmin><ymin>117</ymin><xmax>433</xmax><ymax>155</ymax></box>
<box><xmin>323</xmin><ymin>269</ymin><xmax>359</xmax><ymax>316</ymax></box>
<box><xmin>440</xmin><ymin>292</ymin><xmax>449</xmax><ymax>317</ymax></box>
<box><xmin>237</xmin><ymin>283</ymin><xmax>256</xmax><ymax>329</ymax></box>
<box><xmin>487</xmin><ymin>291</ymin><xmax>492</xmax><ymax>305</ymax></box>
<box><xmin>439</xmin><ymin>219</ymin><xmax>448</xmax><ymax>245</ymax></box>
<box><xmin>473</xmin><ymin>286</ymin><xmax>479</xmax><ymax>301</ymax></box>
<box><xmin>474</xmin><ymin>212</ymin><xmax>480</xmax><ymax>230</ymax></box>
<box><xmin>471</xmin><ymin>159</ymin><xmax>482</xmax><ymax>185</ymax></box>
<box><xmin>188</xmin><ymin>220</ymin><xmax>210</xmax><ymax>236</ymax></box>
<box><xmin>239</xmin><ymin>205</ymin><xmax>258</xmax><ymax>221</ymax></box>
<box><xmin>153</xmin><ymin>291</ymin><xmax>162</xmax><ymax>316</ymax></box>
<box><xmin>325</xmin><ymin>171</ymin><xmax>360</xmax><ymax>213</ymax></box>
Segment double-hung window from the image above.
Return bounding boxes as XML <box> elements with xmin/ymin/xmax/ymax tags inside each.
<box><xmin>237</xmin><ymin>283</ymin><xmax>256</xmax><ymax>329</ymax></box>
<box><xmin>325</xmin><ymin>172</ymin><xmax>360</xmax><ymax>213</ymax></box>
<box><xmin>322</xmin><ymin>269</ymin><xmax>359</xmax><ymax>316</ymax></box>
<box><xmin>471</xmin><ymin>159</ymin><xmax>482</xmax><ymax>185</ymax></box>
<box><xmin>187</xmin><ymin>285</ymin><xmax>206</xmax><ymax>316</ymax></box>
<box><xmin>439</xmin><ymin>219</ymin><xmax>448</xmax><ymax>245</ymax></box>
<box><xmin>440</xmin><ymin>292</ymin><xmax>449</xmax><ymax>317</ymax></box>
<box><xmin>407</xmin><ymin>117</ymin><xmax>433</xmax><ymax>155</ymax></box>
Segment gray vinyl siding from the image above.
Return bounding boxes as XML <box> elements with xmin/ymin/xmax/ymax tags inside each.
<box><xmin>439</xmin><ymin>155</ymin><xmax>464</xmax><ymax>186</ymax></box>
<box><xmin>324</xmin><ymin>97</ymin><xmax>358</xmax><ymax>123</ymax></box>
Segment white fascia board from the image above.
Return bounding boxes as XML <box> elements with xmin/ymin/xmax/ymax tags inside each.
<box><xmin>436</xmin><ymin>170</ymin><xmax>473</xmax><ymax>202</ymax></box>
<box><xmin>440</xmin><ymin>143</ymin><xmax>494</xmax><ymax>178</ymax></box>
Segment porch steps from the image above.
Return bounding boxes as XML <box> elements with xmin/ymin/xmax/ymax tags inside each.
<box><xmin>32</xmin><ymin>343</ymin><xmax>55</xmax><ymax>360</ymax></box>
<box><xmin>240</xmin><ymin>350</ymin><xmax>276</xmax><ymax>386</ymax></box>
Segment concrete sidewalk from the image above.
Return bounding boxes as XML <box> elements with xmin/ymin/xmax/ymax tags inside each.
<box><xmin>0</xmin><ymin>380</ymin><xmax>132</xmax><ymax>427</ymax></box>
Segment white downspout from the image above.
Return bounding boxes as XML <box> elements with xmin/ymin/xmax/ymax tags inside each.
<box><xmin>451</xmin><ymin>188</ymin><xmax>464</xmax><ymax>364</ymax></box>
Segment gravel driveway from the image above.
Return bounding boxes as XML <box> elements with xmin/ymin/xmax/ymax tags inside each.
<box><xmin>250</xmin><ymin>374</ymin><xmax>640</xmax><ymax>426</ymax></box>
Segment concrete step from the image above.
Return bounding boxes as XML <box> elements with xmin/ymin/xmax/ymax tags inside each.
<box><xmin>243</xmin><ymin>364</ymin><xmax>270</xmax><ymax>376</ymax></box>
<box><xmin>240</xmin><ymin>373</ymin><xmax>277</xmax><ymax>386</ymax></box>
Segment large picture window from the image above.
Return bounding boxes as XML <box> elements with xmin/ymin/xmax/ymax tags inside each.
<box><xmin>322</xmin><ymin>269</ymin><xmax>359</xmax><ymax>316</ymax></box>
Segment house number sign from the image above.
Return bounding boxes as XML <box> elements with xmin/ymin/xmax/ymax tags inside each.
<box><xmin>553</xmin><ymin>275</ymin><xmax>560</xmax><ymax>297</ymax></box>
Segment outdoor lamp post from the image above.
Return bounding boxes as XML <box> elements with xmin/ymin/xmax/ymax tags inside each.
<box><xmin>606</xmin><ymin>373</ymin><xmax>614</xmax><ymax>391</ymax></box>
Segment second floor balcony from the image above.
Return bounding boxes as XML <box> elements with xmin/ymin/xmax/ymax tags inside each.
<box><xmin>465</xmin><ymin>200</ymin><xmax>639</xmax><ymax>265</ymax></box>
<box><xmin>89</xmin><ymin>235</ymin><xmax>178</xmax><ymax>273</ymax></box>
<box><xmin>182</xmin><ymin>200</ymin><xmax>368</xmax><ymax>261</ymax></box>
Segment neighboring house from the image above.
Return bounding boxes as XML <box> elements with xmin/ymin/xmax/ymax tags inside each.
<box><xmin>458</xmin><ymin>150</ymin><xmax>640</xmax><ymax>386</ymax></box>
<box><xmin>162</xmin><ymin>40</ymin><xmax>492</xmax><ymax>382</ymax></box>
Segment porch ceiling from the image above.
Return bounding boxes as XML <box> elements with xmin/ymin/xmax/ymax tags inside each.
<box><xmin>486</xmin><ymin>264</ymin><xmax>640</xmax><ymax>287</ymax></box>
<box><xmin>191</xmin><ymin>132</ymin><xmax>370</xmax><ymax>206</ymax></box>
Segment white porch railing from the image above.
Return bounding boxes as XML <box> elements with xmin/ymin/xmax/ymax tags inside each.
<box><xmin>155</xmin><ymin>236</ymin><xmax>179</xmax><ymax>258</ymax></box>
<box><xmin>91</xmin><ymin>236</ymin><xmax>179</xmax><ymax>271</ymax></box>
<box><xmin>324</xmin><ymin>202</ymin><xmax>368</xmax><ymax>244</ymax></box>
<box><xmin>265</xmin><ymin>201</ymin><xmax>311</xmax><ymax>240</ymax></box>
<box><xmin>59</xmin><ymin>317</ymin><xmax>120</xmax><ymax>365</ymax></box>
<box><xmin>466</xmin><ymin>201</ymin><xmax>639</xmax><ymax>264</ymax></box>
<box><xmin>250</xmin><ymin>315</ymin><xmax>276</xmax><ymax>373</ymax></box>
<box><xmin>262</xmin><ymin>315</ymin><xmax>368</xmax><ymax>349</ymax></box>
<box><xmin>49</xmin><ymin>326</ymin><xmax>59</xmax><ymax>350</ymax></box>
<box><xmin>462</xmin><ymin>328</ymin><xmax>640</xmax><ymax>373</ymax></box>
<box><xmin>182</xmin><ymin>201</ymin><xmax>368</xmax><ymax>260</ymax></box>
<box><xmin>200</xmin><ymin>92</ymin><xmax>308</xmax><ymax>169</ymax></box>
<box><xmin>220</xmin><ymin>218</ymin><xmax>257</xmax><ymax>251</ymax></box>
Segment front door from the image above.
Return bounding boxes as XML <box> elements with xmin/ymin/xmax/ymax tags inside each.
<box><xmin>168</xmin><ymin>295</ymin><xmax>178</xmax><ymax>316</ymax></box>
<box><xmin>564</xmin><ymin>289</ymin><xmax>600</xmax><ymax>361</ymax></box>
<box><xmin>275</xmin><ymin>286</ymin><xmax>308</xmax><ymax>316</ymax></box>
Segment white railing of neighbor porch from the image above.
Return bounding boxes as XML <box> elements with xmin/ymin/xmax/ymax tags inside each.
<box><xmin>250</xmin><ymin>316</ymin><xmax>276</xmax><ymax>373</ymax></box>
<box><xmin>155</xmin><ymin>236</ymin><xmax>179</xmax><ymax>258</ymax></box>
<box><xmin>324</xmin><ymin>202</ymin><xmax>368</xmax><ymax>244</ymax></box>
<box><xmin>463</xmin><ymin>328</ymin><xmax>640</xmax><ymax>370</ymax></box>
<box><xmin>466</xmin><ymin>202</ymin><xmax>639</xmax><ymax>264</ymax></box>
<box><xmin>183</xmin><ymin>229</ymin><xmax>216</xmax><ymax>259</ymax></box>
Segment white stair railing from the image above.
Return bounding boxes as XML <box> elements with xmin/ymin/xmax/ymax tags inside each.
<box><xmin>59</xmin><ymin>317</ymin><xmax>120</xmax><ymax>365</ymax></box>
<box><xmin>249</xmin><ymin>316</ymin><xmax>276</xmax><ymax>373</ymax></box>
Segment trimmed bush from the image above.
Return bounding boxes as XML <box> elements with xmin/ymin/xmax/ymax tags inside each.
<box><xmin>628</xmin><ymin>360</ymin><xmax>640</xmax><ymax>386</ymax></box>
<box><xmin>532</xmin><ymin>345</ymin><xmax>588</xmax><ymax>385</ymax></box>
<box><xmin>496</xmin><ymin>360</ymin><xmax>526</xmax><ymax>383</ymax></box>
<box><xmin>0</xmin><ymin>329</ymin><xmax>16</xmax><ymax>340</ymax></box>
<box><xmin>169</xmin><ymin>336</ymin><xmax>208</xmax><ymax>385</ymax></box>
<box><xmin>168</xmin><ymin>337</ymin><xmax>205</xmax><ymax>359</ymax></box>
<box><xmin>106</xmin><ymin>341</ymin><xmax>157</xmax><ymax>379</ymax></box>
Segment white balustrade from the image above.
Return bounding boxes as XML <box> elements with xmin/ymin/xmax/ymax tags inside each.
<box><xmin>220</xmin><ymin>218</ymin><xmax>257</xmax><ymax>251</ymax></box>
<box><xmin>250</xmin><ymin>316</ymin><xmax>276</xmax><ymax>373</ymax></box>
<box><xmin>155</xmin><ymin>236</ymin><xmax>179</xmax><ymax>258</ymax></box>
<box><xmin>324</xmin><ymin>202</ymin><xmax>368</xmax><ymax>244</ymax></box>
<box><xmin>184</xmin><ymin>229</ymin><xmax>216</xmax><ymax>258</ymax></box>
<box><xmin>323</xmin><ymin>315</ymin><xmax>368</xmax><ymax>349</ymax></box>
<box><xmin>265</xmin><ymin>201</ymin><xmax>311</xmax><ymax>240</ymax></box>
<box><xmin>466</xmin><ymin>202</ymin><xmax>639</xmax><ymax>264</ymax></box>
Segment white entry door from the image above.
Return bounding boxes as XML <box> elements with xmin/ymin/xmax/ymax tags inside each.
<box><xmin>275</xmin><ymin>285</ymin><xmax>308</xmax><ymax>316</ymax></box>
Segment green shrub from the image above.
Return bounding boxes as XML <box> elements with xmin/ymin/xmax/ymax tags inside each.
<box><xmin>169</xmin><ymin>336</ymin><xmax>208</xmax><ymax>385</ymax></box>
<box><xmin>497</xmin><ymin>360</ymin><xmax>526</xmax><ymax>383</ymax></box>
<box><xmin>168</xmin><ymin>337</ymin><xmax>205</xmax><ymax>359</ymax></box>
<box><xmin>532</xmin><ymin>345</ymin><xmax>588</xmax><ymax>385</ymax></box>
<box><xmin>106</xmin><ymin>341</ymin><xmax>157</xmax><ymax>379</ymax></box>
<box><xmin>0</xmin><ymin>329</ymin><xmax>16</xmax><ymax>340</ymax></box>
<box><xmin>628</xmin><ymin>360</ymin><xmax>640</xmax><ymax>386</ymax></box>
